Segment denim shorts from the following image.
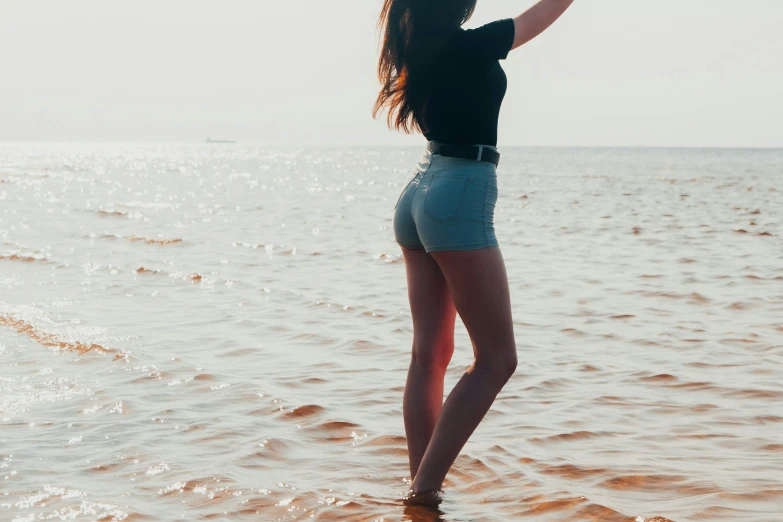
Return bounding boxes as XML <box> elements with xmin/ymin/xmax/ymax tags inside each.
<box><xmin>392</xmin><ymin>147</ymin><xmax>500</xmax><ymax>253</ymax></box>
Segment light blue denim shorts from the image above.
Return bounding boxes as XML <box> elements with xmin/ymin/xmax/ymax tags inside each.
<box><xmin>392</xmin><ymin>146</ymin><xmax>500</xmax><ymax>253</ymax></box>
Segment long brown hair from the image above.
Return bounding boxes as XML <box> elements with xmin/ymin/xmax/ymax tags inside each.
<box><xmin>373</xmin><ymin>0</ymin><xmax>478</xmax><ymax>134</ymax></box>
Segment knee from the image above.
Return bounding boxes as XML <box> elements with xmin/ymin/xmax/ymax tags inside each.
<box><xmin>411</xmin><ymin>341</ymin><xmax>454</xmax><ymax>374</ymax></box>
<box><xmin>476</xmin><ymin>348</ymin><xmax>517</xmax><ymax>383</ymax></box>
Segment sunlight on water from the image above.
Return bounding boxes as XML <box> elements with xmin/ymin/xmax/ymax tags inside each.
<box><xmin>0</xmin><ymin>143</ymin><xmax>781</xmax><ymax>521</ymax></box>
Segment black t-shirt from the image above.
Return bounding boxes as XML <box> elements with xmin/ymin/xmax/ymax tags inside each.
<box><xmin>422</xmin><ymin>18</ymin><xmax>516</xmax><ymax>147</ymax></box>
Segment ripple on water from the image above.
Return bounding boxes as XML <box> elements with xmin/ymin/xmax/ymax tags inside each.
<box><xmin>0</xmin><ymin>254</ymin><xmax>47</xmax><ymax>263</ymax></box>
<box><xmin>282</xmin><ymin>404</ymin><xmax>326</xmax><ymax>418</ymax></box>
<box><xmin>0</xmin><ymin>312</ymin><xmax>113</xmax><ymax>355</ymax></box>
<box><xmin>1</xmin><ymin>145</ymin><xmax>781</xmax><ymax>522</ymax></box>
<box><xmin>135</xmin><ymin>267</ymin><xmax>162</xmax><ymax>275</ymax></box>
<box><xmin>516</xmin><ymin>495</ymin><xmax>591</xmax><ymax>517</ymax></box>
<box><xmin>639</xmin><ymin>373</ymin><xmax>678</xmax><ymax>383</ymax></box>
<box><xmin>539</xmin><ymin>463</ymin><xmax>609</xmax><ymax>481</ymax></box>
<box><xmin>567</xmin><ymin>503</ymin><xmax>637</xmax><ymax>522</ymax></box>
<box><xmin>530</xmin><ymin>431</ymin><xmax>618</xmax><ymax>444</ymax></box>
<box><xmin>96</xmin><ymin>209</ymin><xmax>129</xmax><ymax>218</ymax></box>
<box><xmin>126</xmin><ymin>235</ymin><xmax>184</xmax><ymax>246</ymax></box>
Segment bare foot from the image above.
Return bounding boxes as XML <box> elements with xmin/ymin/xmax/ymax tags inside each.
<box><xmin>402</xmin><ymin>488</ymin><xmax>443</xmax><ymax>506</ymax></box>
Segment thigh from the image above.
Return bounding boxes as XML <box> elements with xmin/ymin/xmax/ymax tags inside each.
<box><xmin>428</xmin><ymin>247</ymin><xmax>516</xmax><ymax>358</ymax></box>
<box><xmin>401</xmin><ymin>247</ymin><xmax>458</xmax><ymax>359</ymax></box>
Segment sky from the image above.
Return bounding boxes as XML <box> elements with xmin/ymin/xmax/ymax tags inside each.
<box><xmin>0</xmin><ymin>0</ymin><xmax>781</xmax><ymax>147</ymax></box>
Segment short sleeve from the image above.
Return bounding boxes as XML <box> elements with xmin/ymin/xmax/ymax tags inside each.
<box><xmin>461</xmin><ymin>18</ymin><xmax>516</xmax><ymax>61</ymax></box>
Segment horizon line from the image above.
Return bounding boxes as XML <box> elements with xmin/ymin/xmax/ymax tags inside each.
<box><xmin>0</xmin><ymin>141</ymin><xmax>781</xmax><ymax>150</ymax></box>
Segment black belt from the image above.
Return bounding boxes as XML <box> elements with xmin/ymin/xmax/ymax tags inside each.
<box><xmin>427</xmin><ymin>141</ymin><xmax>500</xmax><ymax>166</ymax></box>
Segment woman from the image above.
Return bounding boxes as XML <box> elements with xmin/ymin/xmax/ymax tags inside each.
<box><xmin>373</xmin><ymin>0</ymin><xmax>577</xmax><ymax>506</ymax></box>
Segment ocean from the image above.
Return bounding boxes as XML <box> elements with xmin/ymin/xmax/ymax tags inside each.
<box><xmin>1</xmin><ymin>143</ymin><xmax>781</xmax><ymax>521</ymax></box>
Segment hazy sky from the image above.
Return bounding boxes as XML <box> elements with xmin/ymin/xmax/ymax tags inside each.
<box><xmin>1</xmin><ymin>0</ymin><xmax>781</xmax><ymax>147</ymax></box>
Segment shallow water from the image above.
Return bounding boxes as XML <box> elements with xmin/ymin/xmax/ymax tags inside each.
<box><xmin>1</xmin><ymin>144</ymin><xmax>781</xmax><ymax>522</ymax></box>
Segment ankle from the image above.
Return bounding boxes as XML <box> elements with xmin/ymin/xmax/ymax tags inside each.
<box><xmin>410</xmin><ymin>480</ymin><xmax>442</xmax><ymax>495</ymax></box>
<box><xmin>402</xmin><ymin>487</ymin><xmax>443</xmax><ymax>506</ymax></box>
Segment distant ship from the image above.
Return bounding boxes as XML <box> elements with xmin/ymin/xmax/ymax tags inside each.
<box><xmin>206</xmin><ymin>137</ymin><xmax>236</xmax><ymax>144</ymax></box>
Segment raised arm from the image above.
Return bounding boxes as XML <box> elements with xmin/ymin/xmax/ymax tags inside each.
<box><xmin>510</xmin><ymin>0</ymin><xmax>576</xmax><ymax>51</ymax></box>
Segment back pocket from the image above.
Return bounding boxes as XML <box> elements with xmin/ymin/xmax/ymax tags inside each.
<box><xmin>424</xmin><ymin>174</ymin><xmax>470</xmax><ymax>222</ymax></box>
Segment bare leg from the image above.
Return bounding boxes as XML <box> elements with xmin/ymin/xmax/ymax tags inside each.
<box><xmin>403</xmin><ymin>346</ymin><xmax>450</xmax><ymax>479</ymax></box>
<box><xmin>400</xmin><ymin>246</ymin><xmax>457</xmax><ymax>480</ymax></box>
<box><xmin>409</xmin><ymin>359</ymin><xmax>515</xmax><ymax>493</ymax></box>
<box><xmin>409</xmin><ymin>247</ymin><xmax>517</xmax><ymax>495</ymax></box>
